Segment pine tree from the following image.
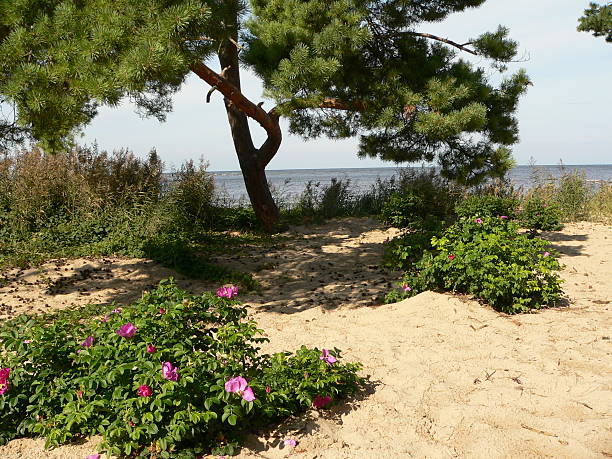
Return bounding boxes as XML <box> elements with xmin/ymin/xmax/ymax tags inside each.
<box><xmin>578</xmin><ymin>2</ymin><xmax>612</xmax><ymax>42</ymax></box>
<box><xmin>0</xmin><ymin>0</ymin><xmax>530</xmax><ymax>230</ymax></box>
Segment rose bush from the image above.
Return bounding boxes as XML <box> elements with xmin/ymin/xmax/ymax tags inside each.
<box><xmin>0</xmin><ymin>279</ymin><xmax>362</xmax><ymax>457</ymax></box>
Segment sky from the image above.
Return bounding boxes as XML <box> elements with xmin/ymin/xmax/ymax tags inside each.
<box><xmin>80</xmin><ymin>0</ymin><xmax>612</xmax><ymax>171</ymax></box>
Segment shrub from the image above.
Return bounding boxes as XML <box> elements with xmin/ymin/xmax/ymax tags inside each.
<box><xmin>518</xmin><ymin>198</ymin><xmax>563</xmax><ymax>231</ymax></box>
<box><xmin>382</xmin><ymin>230</ymin><xmax>435</xmax><ymax>271</ymax></box>
<box><xmin>455</xmin><ymin>195</ymin><xmax>519</xmax><ymax>219</ymax></box>
<box><xmin>379</xmin><ymin>169</ymin><xmax>462</xmax><ymax>230</ymax></box>
<box><xmin>587</xmin><ymin>183</ymin><xmax>612</xmax><ymax>223</ymax></box>
<box><xmin>386</xmin><ymin>216</ymin><xmax>564</xmax><ymax>314</ymax></box>
<box><xmin>0</xmin><ymin>280</ymin><xmax>362</xmax><ymax>456</ymax></box>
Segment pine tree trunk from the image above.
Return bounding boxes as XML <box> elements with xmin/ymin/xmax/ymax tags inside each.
<box><xmin>218</xmin><ymin>42</ymin><xmax>282</xmax><ymax>232</ymax></box>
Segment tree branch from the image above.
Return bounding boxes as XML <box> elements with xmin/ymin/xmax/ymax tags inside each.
<box><xmin>406</xmin><ymin>32</ymin><xmax>477</xmax><ymax>55</ymax></box>
<box><xmin>189</xmin><ymin>61</ymin><xmax>281</xmax><ymax>161</ymax></box>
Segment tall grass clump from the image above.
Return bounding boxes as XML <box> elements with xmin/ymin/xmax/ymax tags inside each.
<box><xmin>0</xmin><ymin>146</ymin><xmax>254</xmax><ymax>288</ymax></box>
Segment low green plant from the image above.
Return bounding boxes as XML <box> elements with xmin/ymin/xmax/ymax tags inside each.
<box><xmin>386</xmin><ymin>216</ymin><xmax>564</xmax><ymax>314</ymax></box>
<box><xmin>587</xmin><ymin>183</ymin><xmax>612</xmax><ymax>223</ymax></box>
<box><xmin>382</xmin><ymin>230</ymin><xmax>435</xmax><ymax>271</ymax></box>
<box><xmin>518</xmin><ymin>198</ymin><xmax>563</xmax><ymax>231</ymax></box>
<box><xmin>0</xmin><ymin>280</ymin><xmax>362</xmax><ymax>456</ymax></box>
<box><xmin>455</xmin><ymin>194</ymin><xmax>519</xmax><ymax>219</ymax></box>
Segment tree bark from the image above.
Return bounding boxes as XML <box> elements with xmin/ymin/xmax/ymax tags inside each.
<box><xmin>217</xmin><ymin>42</ymin><xmax>282</xmax><ymax>232</ymax></box>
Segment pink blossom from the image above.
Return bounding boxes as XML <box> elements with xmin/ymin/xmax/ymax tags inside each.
<box><xmin>312</xmin><ymin>395</ymin><xmax>332</xmax><ymax>409</ymax></box>
<box><xmin>146</xmin><ymin>344</ymin><xmax>156</xmax><ymax>353</ymax></box>
<box><xmin>0</xmin><ymin>367</ymin><xmax>10</xmax><ymax>395</ymax></box>
<box><xmin>159</xmin><ymin>308</ymin><xmax>166</xmax><ymax>314</ymax></box>
<box><xmin>116</xmin><ymin>323</ymin><xmax>137</xmax><ymax>338</ymax></box>
<box><xmin>85</xmin><ymin>455</ymin><xmax>101</xmax><ymax>459</ymax></box>
<box><xmin>265</xmin><ymin>386</ymin><xmax>271</xmax><ymax>393</ymax></box>
<box><xmin>137</xmin><ymin>385</ymin><xmax>153</xmax><ymax>397</ymax></box>
<box><xmin>284</xmin><ymin>438</ymin><xmax>297</xmax><ymax>447</ymax></box>
<box><xmin>81</xmin><ymin>336</ymin><xmax>95</xmax><ymax>348</ymax></box>
<box><xmin>448</xmin><ymin>254</ymin><xmax>456</xmax><ymax>261</ymax></box>
<box><xmin>401</xmin><ymin>284</ymin><xmax>412</xmax><ymax>292</ymax></box>
<box><xmin>111</xmin><ymin>308</ymin><xmax>122</xmax><ymax>314</ymax></box>
<box><xmin>216</xmin><ymin>285</ymin><xmax>239</xmax><ymax>299</ymax></box>
<box><xmin>128</xmin><ymin>421</ymin><xmax>136</xmax><ymax>427</ymax></box>
<box><xmin>320</xmin><ymin>349</ymin><xmax>337</xmax><ymax>365</ymax></box>
<box><xmin>500</xmin><ymin>215</ymin><xmax>509</xmax><ymax>220</ymax></box>
<box><xmin>161</xmin><ymin>362</ymin><xmax>179</xmax><ymax>381</ymax></box>
<box><xmin>23</xmin><ymin>339</ymin><xmax>32</xmax><ymax>344</ymax></box>
<box><xmin>475</xmin><ymin>218</ymin><xmax>483</xmax><ymax>224</ymax></box>
<box><xmin>225</xmin><ymin>376</ymin><xmax>256</xmax><ymax>401</ymax></box>
<box><xmin>76</xmin><ymin>390</ymin><xmax>84</xmax><ymax>399</ymax></box>
<box><xmin>543</xmin><ymin>251</ymin><xmax>550</xmax><ymax>257</ymax></box>
<box><xmin>100</xmin><ymin>315</ymin><xmax>109</xmax><ymax>323</ymax></box>
<box><xmin>242</xmin><ymin>386</ymin><xmax>256</xmax><ymax>402</ymax></box>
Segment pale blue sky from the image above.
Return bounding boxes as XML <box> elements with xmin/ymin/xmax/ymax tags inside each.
<box><xmin>81</xmin><ymin>0</ymin><xmax>612</xmax><ymax>171</ymax></box>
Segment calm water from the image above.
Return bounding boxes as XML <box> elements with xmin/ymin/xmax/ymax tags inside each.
<box><xmin>207</xmin><ymin>165</ymin><xmax>612</xmax><ymax>203</ymax></box>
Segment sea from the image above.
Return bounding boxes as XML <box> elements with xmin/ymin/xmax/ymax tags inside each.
<box><xmin>207</xmin><ymin>164</ymin><xmax>612</xmax><ymax>204</ymax></box>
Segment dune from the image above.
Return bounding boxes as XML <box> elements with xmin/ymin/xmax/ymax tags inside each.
<box><xmin>0</xmin><ymin>218</ymin><xmax>610</xmax><ymax>458</ymax></box>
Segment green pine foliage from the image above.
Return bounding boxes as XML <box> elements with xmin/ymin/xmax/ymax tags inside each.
<box><xmin>2</xmin><ymin>0</ymin><xmax>529</xmax><ymax>186</ymax></box>
<box><xmin>578</xmin><ymin>2</ymin><xmax>612</xmax><ymax>42</ymax></box>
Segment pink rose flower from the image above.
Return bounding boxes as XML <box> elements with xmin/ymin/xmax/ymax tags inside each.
<box><xmin>448</xmin><ymin>254</ymin><xmax>456</xmax><ymax>261</ymax></box>
<box><xmin>159</xmin><ymin>308</ymin><xmax>166</xmax><ymax>314</ymax></box>
<box><xmin>0</xmin><ymin>367</ymin><xmax>10</xmax><ymax>395</ymax></box>
<box><xmin>85</xmin><ymin>454</ymin><xmax>101</xmax><ymax>459</ymax></box>
<box><xmin>225</xmin><ymin>376</ymin><xmax>256</xmax><ymax>401</ymax></box>
<box><xmin>161</xmin><ymin>362</ymin><xmax>179</xmax><ymax>381</ymax></box>
<box><xmin>116</xmin><ymin>323</ymin><xmax>137</xmax><ymax>338</ymax></box>
<box><xmin>543</xmin><ymin>251</ymin><xmax>550</xmax><ymax>257</ymax></box>
<box><xmin>146</xmin><ymin>344</ymin><xmax>156</xmax><ymax>353</ymax></box>
<box><xmin>401</xmin><ymin>284</ymin><xmax>412</xmax><ymax>292</ymax></box>
<box><xmin>475</xmin><ymin>218</ymin><xmax>483</xmax><ymax>224</ymax></box>
<box><xmin>216</xmin><ymin>285</ymin><xmax>239</xmax><ymax>299</ymax></box>
<box><xmin>500</xmin><ymin>215</ymin><xmax>508</xmax><ymax>219</ymax></box>
<box><xmin>137</xmin><ymin>385</ymin><xmax>152</xmax><ymax>397</ymax></box>
<box><xmin>284</xmin><ymin>438</ymin><xmax>297</xmax><ymax>447</ymax></box>
<box><xmin>312</xmin><ymin>395</ymin><xmax>332</xmax><ymax>409</ymax></box>
<box><xmin>320</xmin><ymin>349</ymin><xmax>337</xmax><ymax>365</ymax></box>
<box><xmin>81</xmin><ymin>336</ymin><xmax>95</xmax><ymax>348</ymax></box>
<box><xmin>265</xmin><ymin>386</ymin><xmax>271</xmax><ymax>393</ymax></box>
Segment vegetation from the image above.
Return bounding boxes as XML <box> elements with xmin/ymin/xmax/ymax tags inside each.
<box><xmin>0</xmin><ymin>280</ymin><xmax>362</xmax><ymax>456</ymax></box>
<box><xmin>0</xmin><ymin>146</ymin><xmax>259</xmax><ymax>288</ymax></box>
<box><xmin>0</xmin><ymin>0</ymin><xmax>530</xmax><ymax>230</ymax></box>
<box><xmin>578</xmin><ymin>2</ymin><xmax>612</xmax><ymax>42</ymax></box>
<box><xmin>386</xmin><ymin>216</ymin><xmax>564</xmax><ymax>314</ymax></box>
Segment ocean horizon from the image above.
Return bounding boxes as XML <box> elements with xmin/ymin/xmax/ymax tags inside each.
<box><xmin>203</xmin><ymin>164</ymin><xmax>612</xmax><ymax>202</ymax></box>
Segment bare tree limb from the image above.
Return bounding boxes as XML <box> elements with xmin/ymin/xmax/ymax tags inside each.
<box><xmin>406</xmin><ymin>32</ymin><xmax>477</xmax><ymax>55</ymax></box>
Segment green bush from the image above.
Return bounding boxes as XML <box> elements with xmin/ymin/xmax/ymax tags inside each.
<box><xmin>386</xmin><ymin>216</ymin><xmax>564</xmax><ymax>314</ymax></box>
<box><xmin>518</xmin><ymin>198</ymin><xmax>563</xmax><ymax>231</ymax></box>
<box><xmin>0</xmin><ymin>280</ymin><xmax>362</xmax><ymax>457</ymax></box>
<box><xmin>455</xmin><ymin>195</ymin><xmax>519</xmax><ymax>219</ymax></box>
<box><xmin>382</xmin><ymin>230</ymin><xmax>435</xmax><ymax>271</ymax></box>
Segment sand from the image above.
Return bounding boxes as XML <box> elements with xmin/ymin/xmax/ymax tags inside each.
<box><xmin>0</xmin><ymin>218</ymin><xmax>610</xmax><ymax>458</ymax></box>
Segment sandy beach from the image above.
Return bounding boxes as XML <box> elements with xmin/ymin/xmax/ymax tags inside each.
<box><xmin>0</xmin><ymin>218</ymin><xmax>610</xmax><ymax>458</ymax></box>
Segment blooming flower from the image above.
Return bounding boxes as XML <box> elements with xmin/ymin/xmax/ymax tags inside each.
<box><xmin>265</xmin><ymin>386</ymin><xmax>271</xmax><ymax>393</ymax></box>
<box><xmin>100</xmin><ymin>315</ymin><xmax>109</xmax><ymax>323</ymax></box>
<box><xmin>159</xmin><ymin>308</ymin><xmax>166</xmax><ymax>314</ymax></box>
<box><xmin>475</xmin><ymin>218</ymin><xmax>483</xmax><ymax>224</ymax></box>
<box><xmin>216</xmin><ymin>285</ymin><xmax>239</xmax><ymax>299</ymax></box>
<box><xmin>81</xmin><ymin>336</ymin><xmax>95</xmax><ymax>348</ymax></box>
<box><xmin>543</xmin><ymin>251</ymin><xmax>550</xmax><ymax>257</ymax></box>
<box><xmin>23</xmin><ymin>339</ymin><xmax>32</xmax><ymax>344</ymax></box>
<box><xmin>0</xmin><ymin>367</ymin><xmax>10</xmax><ymax>395</ymax></box>
<box><xmin>225</xmin><ymin>376</ymin><xmax>256</xmax><ymax>401</ymax></box>
<box><xmin>284</xmin><ymin>438</ymin><xmax>297</xmax><ymax>447</ymax></box>
<box><xmin>76</xmin><ymin>390</ymin><xmax>84</xmax><ymax>399</ymax></box>
<box><xmin>116</xmin><ymin>323</ymin><xmax>137</xmax><ymax>338</ymax></box>
<box><xmin>161</xmin><ymin>362</ymin><xmax>179</xmax><ymax>381</ymax></box>
<box><xmin>500</xmin><ymin>215</ymin><xmax>509</xmax><ymax>220</ymax></box>
<box><xmin>448</xmin><ymin>254</ymin><xmax>456</xmax><ymax>261</ymax></box>
<box><xmin>111</xmin><ymin>308</ymin><xmax>122</xmax><ymax>314</ymax></box>
<box><xmin>320</xmin><ymin>349</ymin><xmax>337</xmax><ymax>365</ymax></box>
<box><xmin>401</xmin><ymin>284</ymin><xmax>412</xmax><ymax>292</ymax></box>
<box><xmin>312</xmin><ymin>395</ymin><xmax>332</xmax><ymax>409</ymax></box>
<box><xmin>146</xmin><ymin>344</ymin><xmax>156</xmax><ymax>353</ymax></box>
<box><xmin>85</xmin><ymin>454</ymin><xmax>101</xmax><ymax>459</ymax></box>
<box><xmin>137</xmin><ymin>385</ymin><xmax>152</xmax><ymax>397</ymax></box>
